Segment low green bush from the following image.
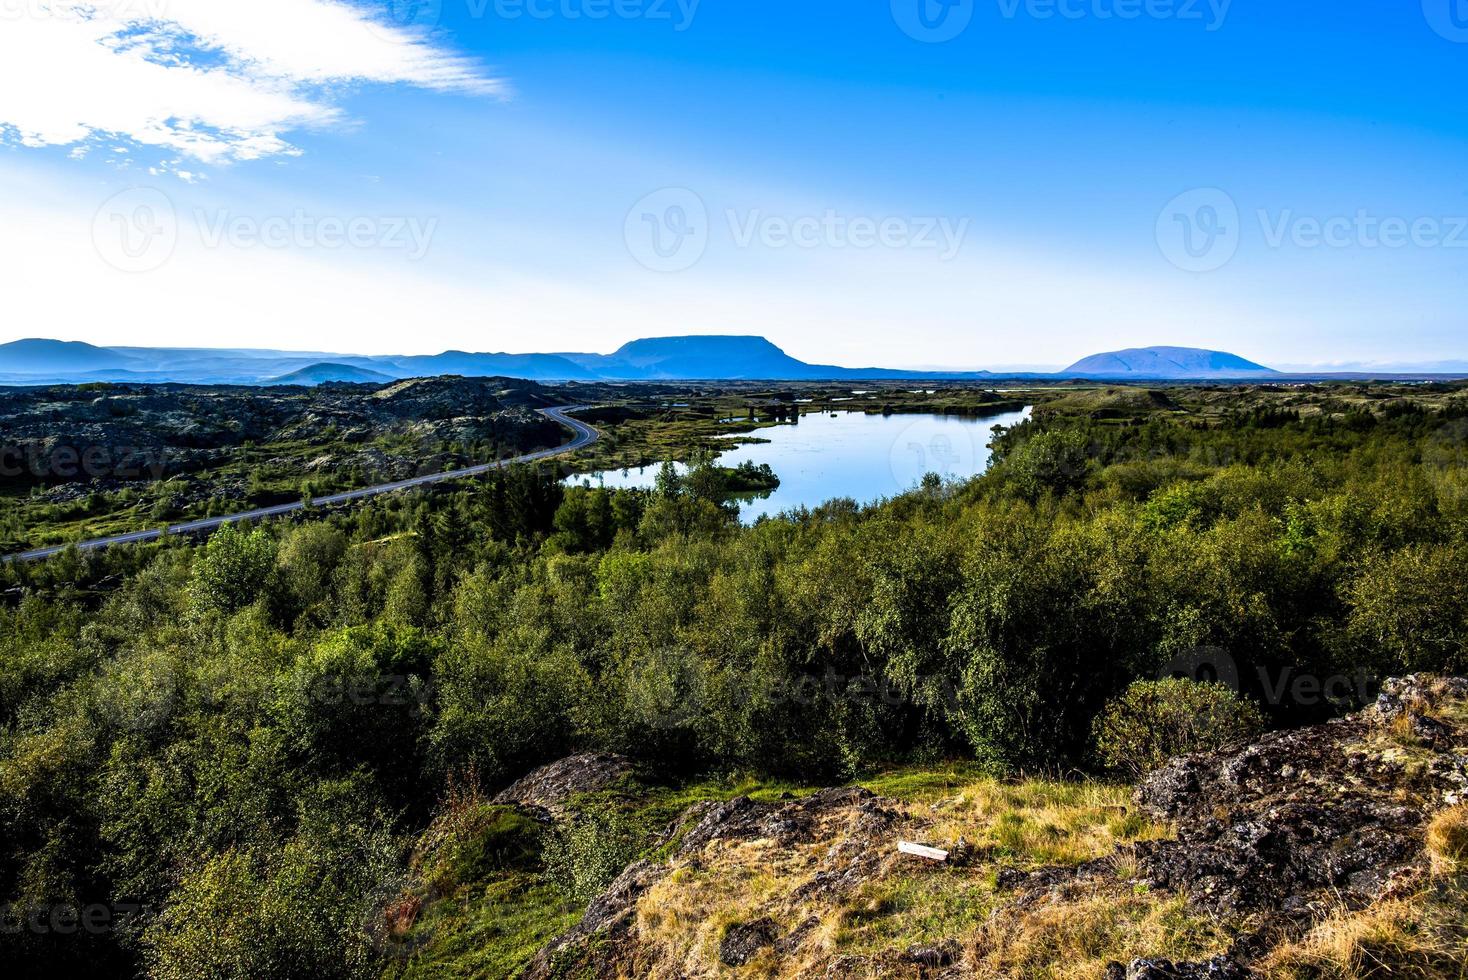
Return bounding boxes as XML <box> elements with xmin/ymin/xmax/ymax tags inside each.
<box><xmin>1092</xmin><ymin>678</ymin><xmax>1265</xmax><ymax>779</ymax></box>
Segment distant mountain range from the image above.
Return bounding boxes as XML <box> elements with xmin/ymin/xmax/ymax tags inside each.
<box><xmin>0</xmin><ymin>336</ymin><xmax>1462</xmax><ymax>386</ymax></box>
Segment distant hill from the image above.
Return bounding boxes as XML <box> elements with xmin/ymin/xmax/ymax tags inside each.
<box><xmin>586</xmin><ymin>336</ymin><xmax>838</xmax><ymax>380</ymax></box>
<box><xmin>385</xmin><ymin>351</ymin><xmax>601</xmax><ymax>382</ymax></box>
<box><xmin>266</xmin><ymin>363</ymin><xmax>395</xmax><ymax>386</ymax></box>
<box><xmin>560</xmin><ymin>336</ymin><xmax>988</xmax><ymax>381</ymax></box>
<box><xmin>0</xmin><ymin>338</ymin><xmax>138</xmax><ymax>375</ymax></box>
<box><xmin>1065</xmin><ymin>347</ymin><xmax>1277</xmax><ymax>379</ymax></box>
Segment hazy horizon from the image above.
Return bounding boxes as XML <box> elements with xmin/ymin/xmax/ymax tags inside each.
<box><xmin>7</xmin><ymin>332</ymin><xmax>1468</xmax><ymax>377</ymax></box>
<box><xmin>2</xmin><ymin>2</ymin><xmax>1465</xmax><ymax>369</ymax></box>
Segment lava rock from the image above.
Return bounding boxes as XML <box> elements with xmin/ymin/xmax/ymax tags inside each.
<box><xmin>719</xmin><ymin>918</ymin><xmax>779</xmax><ymax>967</ymax></box>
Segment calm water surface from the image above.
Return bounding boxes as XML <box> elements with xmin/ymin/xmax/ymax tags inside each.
<box><xmin>567</xmin><ymin>407</ymin><xmax>1031</xmax><ymax>523</ymax></box>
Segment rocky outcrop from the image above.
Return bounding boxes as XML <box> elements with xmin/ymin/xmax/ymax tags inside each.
<box><xmin>1131</xmin><ymin>674</ymin><xmax>1467</xmax><ymax>921</ymax></box>
<box><xmin>1095</xmin><ymin>674</ymin><xmax>1468</xmax><ymax>978</ymax></box>
<box><xmin>521</xmin><ymin>787</ymin><xmax>904</xmax><ymax>979</ymax></box>
<box><xmin>522</xmin><ymin>677</ymin><xmax>1468</xmax><ymax>979</ymax></box>
<box><xmin>492</xmin><ymin>752</ymin><xmax>634</xmax><ymax>817</ymax></box>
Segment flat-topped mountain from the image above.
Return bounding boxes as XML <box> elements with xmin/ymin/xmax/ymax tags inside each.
<box><xmin>565</xmin><ymin>335</ymin><xmax>912</xmax><ymax>381</ymax></box>
<box><xmin>578</xmin><ymin>335</ymin><xmax>823</xmax><ymax>380</ymax></box>
<box><xmin>1065</xmin><ymin>346</ymin><xmax>1277</xmax><ymax>379</ymax></box>
<box><xmin>0</xmin><ymin>338</ymin><xmax>139</xmax><ymax>375</ymax></box>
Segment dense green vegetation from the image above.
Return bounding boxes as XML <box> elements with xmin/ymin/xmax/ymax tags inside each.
<box><xmin>1</xmin><ymin>383</ymin><xmax>1466</xmax><ymax>977</ymax></box>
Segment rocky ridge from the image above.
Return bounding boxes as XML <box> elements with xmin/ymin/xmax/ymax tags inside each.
<box><xmin>512</xmin><ymin>675</ymin><xmax>1468</xmax><ymax>978</ymax></box>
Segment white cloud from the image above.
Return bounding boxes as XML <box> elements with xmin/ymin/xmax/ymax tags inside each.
<box><xmin>0</xmin><ymin>0</ymin><xmax>501</xmax><ymax>163</ymax></box>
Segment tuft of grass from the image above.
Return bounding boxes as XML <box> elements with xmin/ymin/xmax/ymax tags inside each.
<box><xmin>836</xmin><ymin>872</ymin><xmax>995</xmax><ymax>953</ymax></box>
<box><xmin>635</xmin><ymin>849</ymin><xmax>789</xmax><ymax>971</ymax></box>
<box><xmin>917</xmin><ymin>778</ymin><xmax>1169</xmax><ymax>868</ymax></box>
<box><xmin>968</xmin><ymin>887</ymin><xmax>1229</xmax><ymax>979</ymax></box>
<box><xmin>1427</xmin><ymin>806</ymin><xmax>1468</xmax><ymax>877</ymax></box>
<box><xmin>1261</xmin><ymin>889</ymin><xmax>1468</xmax><ymax>980</ymax></box>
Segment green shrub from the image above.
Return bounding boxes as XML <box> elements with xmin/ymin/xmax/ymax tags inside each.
<box><xmin>419</xmin><ymin>803</ymin><xmax>543</xmax><ymax>895</ymax></box>
<box><xmin>1091</xmin><ymin>678</ymin><xmax>1265</xmax><ymax>779</ymax></box>
<box><xmin>190</xmin><ymin>524</ymin><xmax>278</xmax><ymax>615</ymax></box>
<box><xmin>542</xmin><ymin>807</ymin><xmax>641</xmax><ymax>902</ymax></box>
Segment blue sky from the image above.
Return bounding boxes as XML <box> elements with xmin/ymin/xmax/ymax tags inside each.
<box><xmin>1</xmin><ymin>0</ymin><xmax>1465</xmax><ymax>369</ymax></box>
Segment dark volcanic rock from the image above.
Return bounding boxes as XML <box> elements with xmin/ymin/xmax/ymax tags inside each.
<box><xmin>719</xmin><ymin>918</ymin><xmax>779</xmax><ymax>966</ymax></box>
<box><xmin>0</xmin><ymin>377</ymin><xmax>562</xmax><ymax>491</ymax></box>
<box><xmin>1107</xmin><ymin>956</ymin><xmax>1253</xmax><ymax>979</ymax></box>
<box><xmin>1132</xmin><ymin>674</ymin><xmax>1467</xmax><ymax>917</ymax></box>
<box><xmin>903</xmin><ymin>938</ymin><xmax>961</xmax><ymax>968</ymax></box>
<box><xmin>492</xmin><ymin>752</ymin><xmax>633</xmax><ymax>817</ymax></box>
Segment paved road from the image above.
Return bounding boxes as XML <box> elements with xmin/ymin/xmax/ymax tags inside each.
<box><xmin>3</xmin><ymin>406</ymin><xmax>600</xmax><ymax>564</ymax></box>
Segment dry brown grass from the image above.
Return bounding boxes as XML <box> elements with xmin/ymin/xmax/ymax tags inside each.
<box><xmin>627</xmin><ymin>775</ymin><xmax>1196</xmax><ymax>979</ymax></box>
<box><xmin>967</xmin><ymin>885</ymin><xmax>1232</xmax><ymax>980</ymax></box>
<box><xmin>1427</xmin><ymin>806</ymin><xmax>1468</xmax><ymax>876</ymax></box>
<box><xmin>636</xmin><ymin>844</ymin><xmax>792</xmax><ymax>978</ymax></box>
<box><xmin>623</xmin><ymin>772</ymin><xmax>1468</xmax><ymax>980</ymax></box>
<box><xmin>1260</xmin><ymin>893</ymin><xmax>1468</xmax><ymax>980</ymax></box>
<box><xmin>923</xmin><ymin>779</ymin><xmax>1167</xmax><ymax>867</ymax></box>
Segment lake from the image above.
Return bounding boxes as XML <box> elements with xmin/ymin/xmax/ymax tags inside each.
<box><xmin>566</xmin><ymin>407</ymin><xmax>1032</xmax><ymax>523</ymax></box>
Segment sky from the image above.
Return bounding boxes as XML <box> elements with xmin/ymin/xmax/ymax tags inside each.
<box><xmin>0</xmin><ymin>0</ymin><xmax>1465</xmax><ymax>371</ymax></box>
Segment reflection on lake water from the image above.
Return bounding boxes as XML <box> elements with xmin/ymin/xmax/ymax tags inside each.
<box><xmin>566</xmin><ymin>407</ymin><xmax>1032</xmax><ymax>523</ymax></box>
